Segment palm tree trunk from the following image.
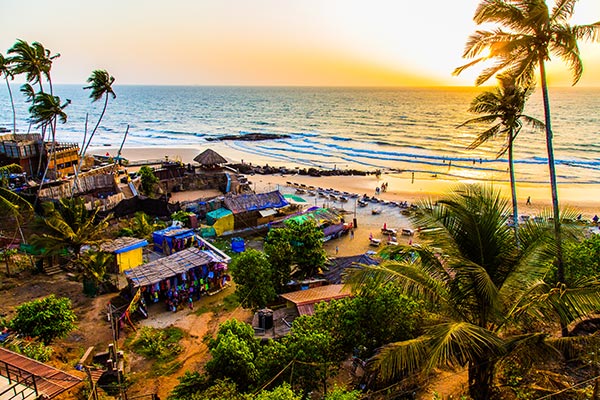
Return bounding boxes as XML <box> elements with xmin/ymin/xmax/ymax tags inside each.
<box><xmin>5</xmin><ymin>79</ymin><xmax>16</xmax><ymax>134</ymax></box>
<box><xmin>508</xmin><ymin>130</ymin><xmax>519</xmax><ymax>247</ymax></box>
<box><xmin>468</xmin><ymin>359</ymin><xmax>495</xmax><ymax>400</ymax></box>
<box><xmin>539</xmin><ymin>58</ymin><xmax>567</xmax><ymax>337</ymax></box>
<box><xmin>82</xmin><ymin>94</ymin><xmax>108</xmax><ymax>157</ymax></box>
<box><xmin>35</xmin><ymin>121</ymin><xmax>56</xmax><ymax>206</ymax></box>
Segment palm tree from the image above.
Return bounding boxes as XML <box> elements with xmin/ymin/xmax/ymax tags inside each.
<box><xmin>81</xmin><ymin>69</ymin><xmax>116</xmax><ymax>157</ymax></box>
<box><xmin>29</xmin><ymin>92</ymin><xmax>70</xmax><ymax>192</ymax></box>
<box><xmin>0</xmin><ymin>53</ymin><xmax>17</xmax><ymax>134</ymax></box>
<box><xmin>10</xmin><ymin>39</ymin><xmax>60</xmax><ymax>176</ymax></box>
<box><xmin>453</xmin><ymin>0</ymin><xmax>600</xmax><ymax>286</ymax></box>
<box><xmin>458</xmin><ymin>75</ymin><xmax>543</xmax><ymax>241</ymax></box>
<box><xmin>29</xmin><ymin>197</ymin><xmax>109</xmax><ymax>264</ymax></box>
<box><xmin>346</xmin><ymin>185</ymin><xmax>600</xmax><ymax>399</ymax></box>
<box><xmin>8</xmin><ymin>39</ymin><xmax>58</xmax><ymax>94</ymax></box>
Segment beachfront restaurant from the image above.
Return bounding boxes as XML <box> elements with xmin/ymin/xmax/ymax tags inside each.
<box><xmin>123</xmin><ymin>247</ymin><xmax>229</xmax><ymax>315</ymax></box>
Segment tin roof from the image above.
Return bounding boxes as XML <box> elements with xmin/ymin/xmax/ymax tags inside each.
<box><xmin>0</xmin><ymin>347</ymin><xmax>82</xmax><ymax>398</ymax></box>
<box><xmin>280</xmin><ymin>284</ymin><xmax>351</xmax><ymax>306</ymax></box>
<box><xmin>100</xmin><ymin>237</ymin><xmax>148</xmax><ymax>254</ymax></box>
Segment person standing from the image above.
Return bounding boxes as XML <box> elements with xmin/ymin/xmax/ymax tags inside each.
<box><xmin>526</xmin><ymin>196</ymin><xmax>531</xmax><ymax>205</ymax></box>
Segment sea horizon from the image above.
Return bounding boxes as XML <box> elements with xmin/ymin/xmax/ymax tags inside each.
<box><xmin>1</xmin><ymin>85</ymin><xmax>599</xmax><ymax>186</ymax></box>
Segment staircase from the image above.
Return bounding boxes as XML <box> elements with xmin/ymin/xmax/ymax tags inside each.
<box><xmin>43</xmin><ymin>264</ymin><xmax>62</xmax><ymax>276</ymax></box>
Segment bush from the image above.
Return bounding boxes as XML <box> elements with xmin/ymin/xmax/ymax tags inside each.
<box><xmin>130</xmin><ymin>326</ymin><xmax>183</xmax><ymax>362</ymax></box>
<box><xmin>10</xmin><ymin>295</ymin><xmax>77</xmax><ymax>344</ymax></box>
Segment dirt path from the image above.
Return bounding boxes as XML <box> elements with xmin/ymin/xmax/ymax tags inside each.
<box><xmin>125</xmin><ymin>285</ymin><xmax>252</xmax><ymax>399</ymax></box>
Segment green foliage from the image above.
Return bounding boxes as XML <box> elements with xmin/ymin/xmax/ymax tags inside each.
<box><xmin>171</xmin><ymin>211</ymin><xmax>192</xmax><ymax>226</ymax></box>
<box><xmin>273</xmin><ymin>219</ymin><xmax>327</xmax><ymax>278</ymax></box>
<box><xmin>299</xmin><ymin>281</ymin><xmax>424</xmax><ymax>359</ymax></box>
<box><xmin>323</xmin><ymin>386</ymin><xmax>362</xmax><ymax>400</ymax></box>
<box><xmin>254</xmin><ymin>383</ymin><xmax>302</xmax><ymax>400</ymax></box>
<box><xmin>229</xmin><ymin>249</ymin><xmax>277</xmax><ymax>310</ymax></box>
<box><xmin>121</xmin><ymin>211</ymin><xmax>165</xmax><ymax>240</ymax></box>
<box><xmin>168</xmin><ymin>371</ymin><xmax>209</xmax><ymax>400</ymax></box>
<box><xmin>264</xmin><ymin>228</ymin><xmax>294</xmax><ymax>292</ymax></box>
<box><xmin>138</xmin><ymin>166</ymin><xmax>159</xmax><ymax>196</ymax></box>
<box><xmin>205</xmin><ymin>320</ymin><xmax>262</xmax><ymax>391</ymax></box>
<box><xmin>8</xmin><ymin>340</ymin><xmax>54</xmax><ymax>362</ymax></box>
<box><xmin>562</xmin><ymin>235</ymin><xmax>600</xmax><ymax>282</ymax></box>
<box><xmin>10</xmin><ymin>294</ymin><xmax>76</xmax><ymax>344</ymax></box>
<box><xmin>130</xmin><ymin>326</ymin><xmax>183</xmax><ymax>362</ymax></box>
<box><xmin>30</xmin><ymin>197</ymin><xmax>109</xmax><ymax>261</ymax></box>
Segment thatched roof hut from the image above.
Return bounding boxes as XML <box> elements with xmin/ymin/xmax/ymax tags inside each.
<box><xmin>193</xmin><ymin>149</ymin><xmax>228</xmax><ymax>167</ymax></box>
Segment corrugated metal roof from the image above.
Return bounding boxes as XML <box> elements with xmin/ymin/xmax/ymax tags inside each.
<box><xmin>100</xmin><ymin>237</ymin><xmax>148</xmax><ymax>253</ymax></box>
<box><xmin>0</xmin><ymin>347</ymin><xmax>82</xmax><ymax>398</ymax></box>
<box><xmin>281</xmin><ymin>284</ymin><xmax>351</xmax><ymax>306</ymax></box>
<box><xmin>124</xmin><ymin>247</ymin><xmax>217</xmax><ymax>287</ymax></box>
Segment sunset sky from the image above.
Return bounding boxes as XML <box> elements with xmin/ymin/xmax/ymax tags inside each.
<box><xmin>1</xmin><ymin>0</ymin><xmax>599</xmax><ymax>86</ymax></box>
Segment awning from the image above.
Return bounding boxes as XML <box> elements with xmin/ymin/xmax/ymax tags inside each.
<box><xmin>259</xmin><ymin>208</ymin><xmax>277</xmax><ymax>217</ymax></box>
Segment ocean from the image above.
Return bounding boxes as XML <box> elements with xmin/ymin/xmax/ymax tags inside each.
<box><xmin>0</xmin><ymin>85</ymin><xmax>599</xmax><ymax>184</ymax></box>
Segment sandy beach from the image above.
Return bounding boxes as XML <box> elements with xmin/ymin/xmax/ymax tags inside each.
<box><xmin>92</xmin><ymin>145</ymin><xmax>600</xmax><ymax>258</ymax></box>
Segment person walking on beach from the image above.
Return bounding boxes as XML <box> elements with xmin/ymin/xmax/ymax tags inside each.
<box><xmin>526</xmin><ymin>196</ymin><xmax>531</xmax><ymax>205</ymax></box>
<box><xmin>335</xmin><ymin>246</ymin><xmax>339</xmax><ymax>255</ymax></box>
<box><xmin>350</xmin><ymin>230</ymin><xmax>354</xmax><ymax>239</ymax></box>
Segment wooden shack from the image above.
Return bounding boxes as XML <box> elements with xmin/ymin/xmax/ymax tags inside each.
<box><xmin>100</xmin><ymin>237</ymin><xmax>148</xmax><ymax>273</ymax></box>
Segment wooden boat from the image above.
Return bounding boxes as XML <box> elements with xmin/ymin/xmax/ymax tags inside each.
<box><xmin>401</xmin><ymin>228</ymin><xmax>415</xmax><ymax>236</ymax></box>
<box><xmin>381</xmin><ymin>227</ymin><xmax>397</xmax><ymax>235</ymax></box>
<box><xmin>372</xmin><ymin>208</ymin><xmax>382</xmax><ymax>215</ymax></box>
<box><xmin>339</xmin><ymin>196</ymin><xmax>348</xmax><ymax>202</ymax></box>
<box><xmin>369</xmin><ymin>238</ymin><xmax>381</xmax><ymax>246</ymax></box>
<box><xmin>358</xmin><ymin>200</ymin><xmax>368</xmax><ymax>207</ymax></box>
<box><xmin>295</xmin><ymin>188</ymin><xmax>306</xmax><ymax>194</ymax></box>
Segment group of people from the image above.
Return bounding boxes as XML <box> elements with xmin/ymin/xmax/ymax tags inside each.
<box><xmin>375</xmin><ymin>182</ymin><xmax>389</xmax><ymax>195</ymax></box>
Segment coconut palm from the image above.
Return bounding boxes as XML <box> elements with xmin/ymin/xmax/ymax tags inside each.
<box><xmin>346</xmin><ymin>185</ymin><xmax>600</xmax><ymax>399</ymax></box>
<box><xmin>0</xmin><ymin>53</ymin><xmax>17</xmax><ymax>134</ymax></box>
<box><xmin>29</xmin><ymin>197</ymin><xmax>109</xmax><ymax>263</ymax></box>
<box><xmin>29</xmin><ymin>93</ymin><xmax>70</xmax><ymax>200</ymax></box>
<box><xmin>8</xmin><ymin>39</ymin><xmax>58</xmax><ymax>94</ymax></box>
<box><xmin>81</xmin><ymin>69</ymin><xmax>116</xmax><ymax>157</ymax></box>
<box><xmin>458</xmin><ymin>75</ymin><xmax>543</xmax><ymax>241</ymax></box>
<box><xmin>454</xmin><ymin>0</ymin><xmax>600</xmax><ymax>286</ymax></box>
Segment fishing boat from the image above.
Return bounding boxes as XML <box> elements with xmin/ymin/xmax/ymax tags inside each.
<box><xmin>372</xmin><ymin>208</ymin><xmax>382</xmax><ymax>215</ymax></box>
<box><xmin>358</xmin><ymin>200</ymin><xmax>368</xmax><ymax>207</ymax></box>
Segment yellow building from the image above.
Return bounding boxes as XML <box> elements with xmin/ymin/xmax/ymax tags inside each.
<box><xmin>101</xmin><ymin>237</ymin><xmax>148</xmax><ymax>273</ymax></box>
<box><xmin>46</xmin><ymin>142</ymin><xmax>80</xmax><ymax>179</ymax></box>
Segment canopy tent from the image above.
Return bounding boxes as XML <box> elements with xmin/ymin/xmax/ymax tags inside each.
<box><xmin>206</xmin><ymin>208</ymin><xmax>234</xmax><ymax>236</ymax></box>
<box><xmin>286</xmin><ymin>207</ymin><xmax>342</xmax><ymax>226</ymax></box>
<box><xmin>124</xmin><ymin>247</ymin><xmax>217</xmax><ymax>288</ymax></box>
<box><xmin>223</xmin><ymin>190</ymin><xmax>288</xmax><ymax>214</ymax></box>
<box><xmin>152</xmin><ymin>226</ymin><xmax>195</xmax><ymax>254</ymax></box>
<box><xmin>283</xmin><ymin>194</ymin><xmax>308</xmax><ymax>204</ymax></box>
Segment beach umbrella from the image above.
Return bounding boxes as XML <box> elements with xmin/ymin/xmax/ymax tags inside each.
<box><xmin>193</xmin><ymin>149</ymin><xmax>228</xmax><ymax>166</ymax></box>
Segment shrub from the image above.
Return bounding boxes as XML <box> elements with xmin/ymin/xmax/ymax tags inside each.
<box><xmin>10</xmin><ymin>295</ymin><xmax>77</xmax><ymax>344</ymax></box>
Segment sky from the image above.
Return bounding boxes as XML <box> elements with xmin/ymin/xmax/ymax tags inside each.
<box><xmin>1</xmin><ymin>0</ymin><xmax>599</xmax><ymax>86</ymax></box>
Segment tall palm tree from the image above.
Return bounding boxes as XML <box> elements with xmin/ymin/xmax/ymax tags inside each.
<box><xmin>453</xmin><ymin>0</ymin><xmax>600</xmax><ymax>286</ymax></box>
<box><xmin>29</xmin><ymin>93</ymin><xmax>70</xmax><ymax>196</ymax></box>
<box><xmin>8</xmin><ymin>39</ymin><xmax>58</xmax><ymax>94</ymax></box>
<box><xmin>81</xmin><ymin>69</ymin><xmax>116</xmax><ymax>157</ymax></box>
<box><xmin>29</xmin><ymin>197</ymin><xmax>109</xmax><ymax>263</ymax></box>
<box><xmin>458</xmin><ymin>75</ymin><xmax>543</xmax><ymax>241</ymax></box>
<box><xmin>346</xmin><ymin>185</ymin><xmax>600</xmax><ymax>399</ymax></box>
<box><xmin>0</xmin><ymin>53</ymin><xmax>17</xmax><ymax>134</ymax></box>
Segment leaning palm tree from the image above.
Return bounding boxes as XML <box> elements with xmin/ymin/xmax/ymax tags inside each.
<box><xmin>453</xmin><ymin>0</ymin><xmax>600</xmax><ymax>286</ymax></box>
<box><xmin>81</xmin><ymin>69</ymin><xmax>116</xmax><ymax>157</ymax></box>
<box><xmin>346</xmin><ymin>185</ymin><xmax>600</xmax><ymax>399</ymax></box>
<box><xmin>29</xmin><ymin>92</ymin><xmax>70</xmax><ymax>198</ymax></box>
<box><xmin>10</xmin><ymin>40</ymin><xmax>60</xmax><ymax>176</ymax></box>
<box><xmin>0</xmin><ymin>53</ymin><xmax>17</xmax><ymax>134</ymax></box>
<box><xmin>8</xmin><ymin>39</ymin><xmax>58</xmax><ymax>94</ymax></box>
<box><xmin>458</xmin><ymin>74</ymin><xmax>543</xmax><ymax>241</ymax></box>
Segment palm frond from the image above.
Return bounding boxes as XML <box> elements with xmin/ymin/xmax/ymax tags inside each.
<box><xmin>368</xmin><ymin>335</ymin><xmax>432</xmax><ymax>381</ymax></box>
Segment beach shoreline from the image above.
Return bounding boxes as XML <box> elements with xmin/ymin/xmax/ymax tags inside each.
<box><xmin>90</xmin><ymin>145</ymin><xmax>600</xmax><ymax>220</ymax></box>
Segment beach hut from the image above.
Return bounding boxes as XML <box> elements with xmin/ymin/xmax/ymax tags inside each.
<box><xmin>152</xmin><ymin>226</ymin><xmax>196</xmax><ymax>254</ymax></box>
<box><xmin>206</xmin><ymin>208</ymin><xmax>234</xmax><ymax>236</ymax></box>
<box><xmin>193</xmin><ymin>149</ymin><xmax>228</xmax><ymax>168</ymax></box>
<box><xmin>100</xmin><ymin>237</ymin><xmax>148</xmax><ymax>273</ymax></box>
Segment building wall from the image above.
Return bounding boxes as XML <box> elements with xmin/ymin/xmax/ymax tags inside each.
<box><xmin>117</xmin><ymin>248</ymin><xmax>144</xmax><ymax>272</ymax></box>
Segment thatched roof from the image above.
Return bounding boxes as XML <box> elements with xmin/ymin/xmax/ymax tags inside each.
<box><xmin>193</xmin><ymin>149</ymin><xmax>228</xmax><ymax>165</ymax></box>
